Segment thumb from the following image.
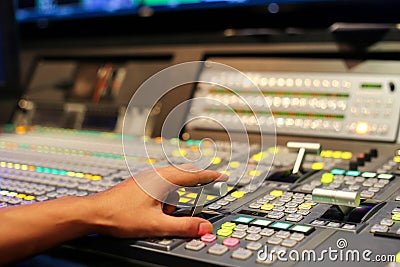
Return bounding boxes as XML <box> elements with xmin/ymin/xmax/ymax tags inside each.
<box><xmin>159</xmin><ymin>215</ymin><xmax>213</xmax><ymax>237</ymax></box>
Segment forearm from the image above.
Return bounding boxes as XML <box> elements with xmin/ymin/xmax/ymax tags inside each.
<box><xmin>0</xmin><ymin>196</ymin><xmax>97</xmax><ymax>266</ymax></box>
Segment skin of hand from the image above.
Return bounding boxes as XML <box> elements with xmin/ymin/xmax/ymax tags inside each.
<box><xmin>0</xmin><ymin>164</ymin><xmax>227</xmax><ymax>266</ymax></box>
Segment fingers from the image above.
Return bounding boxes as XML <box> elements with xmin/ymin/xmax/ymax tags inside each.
<box><xmin>160</xmin><ymin>164</ymin><xmax>228</xmax><ymax>187</ymax></box>
<box><xmin>158</xmin><ymin>214</ymin><xmax>213</xmax><ymax>237</ymax></box>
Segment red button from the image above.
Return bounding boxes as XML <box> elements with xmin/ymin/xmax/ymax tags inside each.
<box><xmin>222</xmin><ymin>237</ymin><xmax>240</xmax><ymax>247</ymax></box>
<box><xmin>201</xmin><ymin>233</ymin><xmax>217</xmax><ymax>243</ymax></box>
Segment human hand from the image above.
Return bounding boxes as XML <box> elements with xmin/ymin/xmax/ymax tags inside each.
<box><xmin>87</xmin><ymin>164</ymin><xmax>228</xmax><ymax>238</ymax></box>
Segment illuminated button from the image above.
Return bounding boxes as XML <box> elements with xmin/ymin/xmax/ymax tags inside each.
<box><xmin>394</xmin><ymin>156</ymin><xmax>400</xmax><ymax>163</ymax></box>
<box><xmin>206</xmin><ymin>195</ymin><xmax>217</xmax><ymax>201</ymax></box>
<box><xmin>269</xmin><ymin>221</ymin><xmax>292</xmax><ymax>230</ymax></box>
<box><xmin>146</xmin><ymin>159</ymin><xmax>156</xmax><ymax>164</ymax></box>
<box><xmin>341</xmin><ymin>152</ymin><xmax>353</xmax><ymax>160</ymax></box>
<box><xmin>396</xmin><ymin>252</ymin><xmax>400</xmax><ymax>263</ymax></box>
<box><xmin>220</xmin><ymin>170</ymin><xmax>231</xmax><ymax>176</ymax></box>
<box><xmin>16</xmin><ymin>194</ymin><xmax>26</xmax><ymax>199</ymax></box>
<box><xmin>221</xmin><ymin>222</ymin><xmax>236</xmax><ymax>230</ymax></box>
<box><xmin>377</xmin><ymin>174</ymin><xmax>394</xmax><ymax>180</ymax></box>
<box><xmin>231</xmin><ymin>191</ymin><xmax>245</xmax><ymax>199</ymax></box>
<box><xmin>251</xmin><ymin>152</ymin><xmax>268</xmax><ymax>162</ymax></box>
<box><xmin>249</xmin><ymin>170</ymin><xmax>261</xmax><ymax>177</ymax></box>
<box><xmin>91</xmin><ymin>176</ymin><xmax>102</xmax><ymax>181</ymax></box>
<box><xmin>201</xmin><ymin>233</ymin><xmax>217</xmax><ymax>243</ymax></box>
<box><xmin>172</xmin><ymin>149</ymin><xmax>187</xmax><ymax>157</ymax></box>
<box><xmin>311</xmin><ymin>162</ymin><xmax>324</xmax><ymax>170</ymax></box>
<box><xmin>223</xmin><ymin>237</ymin><xmax>240</xmax><ymax>247</ymax></box>
<box><xmin>7</xmin><ymin>192</ymin><xmax>18</xmax><ymax>197</ymax></box>
<box><xmin>298</xmin><ymin>203</ymin><xmax>313</xmax><ymax>210</ymax></box>
<box><xmin>211</xmin><ymin>157</ymin><xmax>222</xmax><ymax>165</ymax></box>
<box><xmin>217</xmin><ymin>228</ymin><xmax>232</xmax><ymax>237</ymax></box>
<box><xmin>355</xmin><ymin>122</ymin><xmax>369</xmax><ymax>135</ymax></box>
<box><xmin>346</xmin><ymin>170</ymin><xmax>361</xmax><ymax>177</ymax></box>
<box><xmin>270</xmin><ymin>190</ymin><xmax>283</xmax><ymax>198</ymax></box>
<box><xmin>185</xmin><ymin>240</ymin><xmax>205</xmax><ymax>251</ymax></box>
<box><xmin>185</xmin><ymin>193</ymin><xmax>198</xmax><ymax>198</ymax></box>
<box><xmin>229</xmin><ymin>161</ymin><xmax>240</xmax><ymax>168</ymax></box>
<box><xmin>290</xmin><ymin>224</ymin><xmax>315</xmax><ymax>235</ymax></box>
<box><xmin>392</xmin><ymin>213</ymin><xmax>400</xmax><ymax>221</ymax></box>
<box><xmin>250</xmin><ymin>219</ymin><xmax>273</xmax><ymax>227</ymax></box>
<box><xmin>321</xmin><ymin>173</ymin><xmax>334</xmax><ymax>185</ymax></box>
<box><xmin>233</xmin><ymin>216</ymin><xmax>254</xmax><ymax>224</ymax></box>
<box><xmin>362</xmin><ymin>172</ymin><xmax>376</xmax><ymax>178</ymax></box>
<box><xmin>179</xmin><ymin>197</ymin><xmax>191</xmax><ymax>203</ymax></box>
<box><xmin>24</xmin><ymin>196</ymin><xmax>35</xmax><ymax>201</ymax></box>
<box><xmin>260</xmin><ymin>203</ymin><xmax>274</xmax><ymax>211</ymax></box>
<box><xmin>177</xmin><ymin>191</ymin><xmax>185</xmax><ymax>196</ymax></box>
<box><xmin>331</xmin><ymin>169</ymin><xmax>345</xmax><ymax>175</ymax></box>
<box><xmin>332</xmin><ymin>151</ymin><xmax>342</xmax><ymax>159</ymax></box>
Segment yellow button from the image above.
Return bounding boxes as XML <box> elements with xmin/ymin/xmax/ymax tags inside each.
<box><xmin>268</xmin><ymin>147</ymin><xmax>279</xmax><ymax>154</ymax></box>
<box><xmin>396</xmin><ymin>252</ymin><xmax>400</xmax><ymax>263</ymax></box>
<box><xmin>231</xmin><ymin>191</ymin><xmax>245</xmax><ymax>199</ymax></box>
<box><xmin>172</xmin><ymin>149</ymin><xmax>187</xmax><ymax>157</ymax></box>
<box><xmin>252</xmin><ymin>152</ymin><xmax>268</xmax><ymax>162</ymax></box>
<box><xmin>91</xmin><ymin>175</ymin><xmax>102</xmax><ymax>181</ymax></box>
<box><xmin>186</xmin><ymin>193</ymin><xmax>198</xmax><ymax>198</ymax></box>
<box><xmin>16</xmin><ymin>194</ymin><xmax>26</xmax><ymax>199</ymax></box>
<box><xmin>206</xmin><ymin>195</ymin><xmax>217</xmax><ymax>201</ymax></box>
<box><xmin>332</xmin><ymin>151</ymin><xmax>342</xmax><ymax>159</ymax></box>
<box><xmin>229</xmin><ymin>161</ymin><xmax>240</xmax><ymax>168</ymax></box>
<box><xmin>177</xmin><ymin>191</ymin><xmax>186</xmax><ymax>196</ymax></box>
<box><xmin>320</xmin><ymin>150</ymin><xmax>333</xmax><ymax>158</ymax></box>
<box><xmin>392</xmin><ymin>213</ymin><xmax>400</xmax><ymax>221</ymax></box>
<box><xmin>394</xmin><ymin>156</ymin><xmax>400</xmax><ymax>163</ymax></box>
<box><xmin>270</xmin><ymin>190</ymin><xmax>283</xmax><ymax>198</ymax></box>
<box><xmin>298</xmin><ymin>203</ymin><xmax>313</xmax><ymax>210</ymax></box>
<box><xmin>217</xmin><ymin>228</ymin><xmax>232</xmax><ymax>237</ymax></box>
<box><xmin>260</xmin><ymin>203</ymin><xmax>274</xmax><ymax>211</ymax></box>
<box><xmin>179</xmin><ymin>197</ymin><xmax>191</xmax><ymax>203</ymax></box>
<box><xmin>211</xmin><ymin>157</ymin><xmax>222</xmax><ymax>165</ymax></box>
<box><xmin>249</xmin><ymin>170</ymin><xmax>261</xmax><ymax>177</ymax></box>
<box><xmin>321</xmin><ymin>173</ymin><xmax>334</xmax><ymax>185</ymax></box>
<box><xmin>220</xmin><ymin>170</ymin><xmax>231</xmax><ymax>176</ymax></box>
<box><xmin>311</xmin><ymin>162</ymin><xmax>324</xmax><ymax>170</ymax></box>
<box><xmin>146</xmin><ymin>159</ymin><xmax>156</xmax><ymax>164</ymax></box>
<box><xmin>341</xmin><ymin>152</ymin><xmax>353</xmax><ymax>160</ymax></box>
<box><xmin>24</xmin><ymin>196</ymin><xmax>35</xmax><ymax>201</ymax></box>
<box><xmin>221</xmin><ymin>222</ymin><xmax>236</xmax><ymax>230</ymax></box>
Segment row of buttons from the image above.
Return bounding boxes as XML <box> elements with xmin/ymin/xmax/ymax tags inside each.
<box><xmin>247</xmin><ymin>190</ymin><xmax>316</xmax><ymax>222</ymax></box>
<box><xmin>208</xmin><ymin>73</ymin><xmax>352</xmax><ymax>89</ymax></box>
<box><xmin>300</xmin><ymin>170</ymin><xmax>393</xmax><ymax>198</ymax></box>
<box><xmin>370</xmin><ymin>207</ymin><xmax>400</xmax><ymax>234</ymax></box>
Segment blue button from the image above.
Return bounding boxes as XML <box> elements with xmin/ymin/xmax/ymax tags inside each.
<box><xmin>331</xmin><ymin>169</ymin><xmax>345</xmax><ymax>175</ymax></box>
<box><xmin>345</xmin><ymin>170</ymin><xmax>361</xmax><ymax>177</ymax></box>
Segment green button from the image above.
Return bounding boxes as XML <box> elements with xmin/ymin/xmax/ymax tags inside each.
<box><xmin>377</xmin><ymin>174</ymin><xmax>394</xmax><ymax>180</ymax></box>
<box><xmin>221</xmin><ymin>222</ymin><xmax>236</xmax><ymax>230</ymax></box>
<box><xmin>290</xmin><ymin>224</ymin><xmax>315</xmax><ymax>235</ymax></box>
<box><xmin>321</xmin><ymin>173</ymin><xmax>334</xmax><ymax>185</ymax></box>
<box><xmin>396</xmin><ymin>252</ymin><xmax>400</xmax><ymax>263</ymax></box>
<box><xmin>251</xmin><ymin>219</ymin><xmax>273</xmax><ymax>227</ymax></box>
<box><xmin>217</xmin><ymin>228</ymin><xmax>232</xmax><ymax>237</ymax></box>
<box><xmin>232</xmin><ymin>216</ymin><xmax>253</xmax><ymax>224</ymax></box>
<box><xmin>269</xmin><ymin>221</ymin><xmax>292</xmax><ymax>230</ymax></box>
<box><xmin>346</xmin><ymin>170</ymin><xmax>361</xmax><ymax>177</ymax></box>
<box><xmin>361</xmin><ymin>172</ymin><xmax>376</xmax><ymax>178</ymax></box>
<box><xmin>331</xmin><ymin>169</ymin><xmax>345</xmax><ymax>175</ymax></box>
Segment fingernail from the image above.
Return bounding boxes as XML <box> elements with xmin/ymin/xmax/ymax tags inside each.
<box><xmin>198</xmin><ymin>222</ymin><xmax>213</xmax><ymax>236</ymax></box>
